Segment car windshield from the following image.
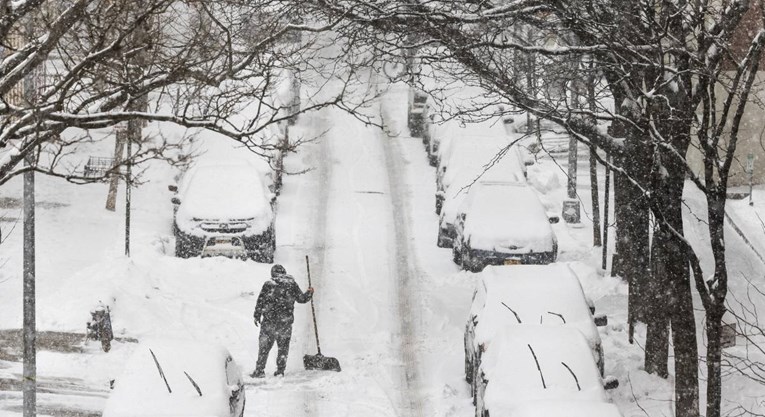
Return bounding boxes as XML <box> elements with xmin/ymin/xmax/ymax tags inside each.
<box><xmin>182</xmin><ymin>165</ymin><xmax>271</xmax><ymax>220</ymax></box>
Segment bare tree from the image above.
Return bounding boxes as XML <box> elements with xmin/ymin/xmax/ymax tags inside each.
<box><xmin>1</xmin><ymin>0</ymin><xmax>367</xmax><ymax>187</ymax></box>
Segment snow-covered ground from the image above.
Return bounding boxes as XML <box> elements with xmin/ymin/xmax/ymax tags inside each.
<box><xmin>1</xmin><ymin>74</ymin><xmax>764</xmax><ymax>417</ymax></box>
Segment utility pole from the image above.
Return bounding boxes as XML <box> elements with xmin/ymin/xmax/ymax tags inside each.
<box><xmin>125</xmin><ymin>121</ymin><xmax>135</xmax><ymax>256</ymax></box>
<box><xmin>23</xmin><ymin>147</ymin><xmax>36</xmax><ymax>417</ymax></box>
<box><xmin>20</xmin><ymin>22</ymin><xmax>38</xmax><ymax>417</ymax></box>
<box><xmin>602</xmin><ymin>153</ymin><xmax>611</xmax><ymax>271</ymax></box>
<box><xmin>121</xmin><ymin>4</ymin><xmax>152</xmax><ymax>255</ymax></box>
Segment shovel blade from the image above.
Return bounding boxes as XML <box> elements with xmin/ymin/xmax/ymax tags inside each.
<box><xmin>303</xmin><ymin>353</ymin><xmax>341</xmax><ymax>372</ymax></box>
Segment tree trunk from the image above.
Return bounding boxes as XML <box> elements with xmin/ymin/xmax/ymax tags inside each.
<box><xmin>667</xmin><ymin>214</ymin><xmax>699</xmax><ymax>417</ymax></box>
<box><xmin>705</xmin><ymin>306</ymin><xmax>724</xmax><ymax>417</ymax></box>
<box><xmin>590</xmin><ymin>150</ymin><xmax>601</xmax><ymax>246</ymax></box>
<box><xmin>704</xmin><ymin>193</ymin><xmax>729</xmax><ymax>417</ymax></box>
<box><xmin>651</xmin><ymin>125</ymin><xmax>699</xmax><ymax>417</ymax></box>
<box><xmin>586</xmin><ymin>59</ymin><xmax>601</xmax><ymax>246</ymax></box>
<box><xmin>615</xmin><ymin>134</ymin><xmax>651</xmax><ymax>328</ymax></box>
<box><xmin>645</xmin><ymin>227</ymin><xmax>670</xmax><ymax>378</ymax></box>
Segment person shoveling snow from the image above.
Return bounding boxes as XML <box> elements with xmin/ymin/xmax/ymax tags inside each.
<box><xmin>251</xmin><ymin>264</ymin><xmax>314</xmax><ymax>378</ymax></box>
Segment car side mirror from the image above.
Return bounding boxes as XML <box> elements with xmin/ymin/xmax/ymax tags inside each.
<box><xmin>471</xmin><ymin>315</ymin><xmax>478</xmax><ymax>326</ymax></box>
<box><xmin>594</xmin><ymin>314</ymin><xmax>608</xmax><ymax>327</ymax></box>
<box><xmin>548</xmin><ymin>216</ymin><xmax>560</xmax><ymax>224</ymax></box>
<box><xmin>171</xmin><ymin>197</ymin><xmax>181</xmax><ymax>205</ymax></box>
<box><xmin>460</xmin><ymin>213</ymin><xmax>467</xmax><ymax>221</ymax></box>
<box><xmin>168</xmin><ymin>184</ymin><xmax>178</xmax><ymax>192</ymax></box>
<box><xmin>603</xmin><ymin>376</ymin><xmax>619</xmax><ymax>390</ymax></box>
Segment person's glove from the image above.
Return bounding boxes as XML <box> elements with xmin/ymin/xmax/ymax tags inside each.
<box><xmin>307</xmin><ymin>287</ymin><xmax>315</xmax><ymax>295</ymax></box>
<box><xmin>254</xmin><ymin>317</ymin><xmax>260</xmax><ymax>327</ymax></box>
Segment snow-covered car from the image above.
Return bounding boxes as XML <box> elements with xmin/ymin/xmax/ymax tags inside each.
<box><xmin>172</xmin><ymin>163</ymin><xmax>275</xmax><ymax>262</ymax></box>
<box><xmin>426</xmin><ymin>121</ymin><xmax>451</xmax><ymax>167</ymax></box>
<box><xmin>408</xmin><ymin>89</ymin><xmax>430</xmax><ymax>139</ymax></box>
<box><xmin>437</xmin><ymin>153</ymin><xmax>527</xmax><ymax>247</ymax></box>
<box><xmin>102</xmin><ymin>340</ymin><xmax>246</xmax><ymax>417</ymax></box>
<box><xmin>453</xmin><ymin>182</ymin><xmax>557</xmax><ymax>271</ymax></box>
<box><xmin>464</xmin><ymin>264</ymin><xmax>606</xmax><ymax>395</ymax></box>
<box><xmin>435</xmin><ymin>135</ymin><xmax>526</xmax><ymax>215</ymax></box>
<box><xmin>474</xmin><ymin>326</ymin><xmax>615</xmax><ymax>417</ymax></box>
<box><xmin>428</xmin><ymin>118</ymin><xmax>505</xmax><ymax>168</ymax></box>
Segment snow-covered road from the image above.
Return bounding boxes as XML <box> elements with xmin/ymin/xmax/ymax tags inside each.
<box><xmin>247</xmin><ymin>103</ymin><xmax>426</xmax><ymax>416</ymax></box>
<box><xmin>244</xmin><ymin>82</ymin><xmax>479</xmax><ymax>416</ymax></box>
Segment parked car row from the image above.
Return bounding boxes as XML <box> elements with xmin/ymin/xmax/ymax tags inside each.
<box><xmin>408</xmin><ymin>94</ymin><xmax>620</xmax><ymax>417</ymax></box>
<box><xmin>464</xmin><ymin>265</ymin><xmax>618</xmax><ymax>417</ymax></box>
<box><xmin>410</xmin><ymin>96</ymin><xmax>558</xmax><ymax>272</ymax></box>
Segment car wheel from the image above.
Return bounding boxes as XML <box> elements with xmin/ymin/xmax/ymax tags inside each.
<box><xmin>464</xmin><ymin>354</ymin><xmax>473</xmax><ymax>384</ymax></box>
<box><xmin>175</xmin><ymin>234</ymin><xmax>190</xmax><ymax>258</ymax></box>
<box><xmin>253</xmin><ymin>249</ymin><xmax>273</xmax><ymax>264</ymax></box>
<box><xmin>461</xmin><ymin>247</ymin><xmax>471</xmax><ymax>271</ymax></box>
<box><xmin>468</xmin><ymin>256</ymin><xmax>483</xmax><ymax>273</ymax></box>
<box><xmin>436</xmin><ymin>229</ymin><xmax>448</xmax><ymax>248</ymax></box>
<box><xmin>253</xmin><ymin>236</ymin><xmax>275</xmax><ymax>264</ymax></box>
<box><xmin>452</xmin><ymin>245</ymin><xmax>462</xmax><ymax>265</ymax></box>
<box><xmin>261</xmin><ymin>248</ymin><xmax>274</xmax><ymax>264</ymax></box>
<box><xmin>461</xmin><ymin>248</ymin><xmax>482</xmax><ymax>272</ymax></box>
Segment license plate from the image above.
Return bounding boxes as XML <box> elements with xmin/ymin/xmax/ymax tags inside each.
<box><xmin>216</xmin><ymin>237</ymin><xmax>232</xmax><ymax>244</ymax></box>
<box><xmin>503</xmin><ymin>259</ymin><xmax>520</xmax><ymax>265</ymax></box>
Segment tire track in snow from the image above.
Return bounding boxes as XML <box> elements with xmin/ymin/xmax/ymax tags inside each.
<box><xmin>379</xmin><ymin>107</ymin><xmax>426</xmax><ymax>417</ymax></box>
<box><xmin>292</xmin><ymin>110</ymin><xmax>331</xmax><ymax>417</ymax></box>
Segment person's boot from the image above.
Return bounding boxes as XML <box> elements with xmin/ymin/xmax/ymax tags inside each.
<box><xmin>250</xmin><ymin>369</ymin><xmax>265</xmax><ymax>378</ymax></box>
<box><xmin>273</xmin><ymin>369</ymin><xmax>284</xmax><ymax>377</ymax></box>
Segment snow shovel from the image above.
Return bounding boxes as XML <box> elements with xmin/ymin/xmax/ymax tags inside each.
<box><xmin>303</xmin><ymin>255</ymin><xmax>342</xmax><ymax>372</ymax></box>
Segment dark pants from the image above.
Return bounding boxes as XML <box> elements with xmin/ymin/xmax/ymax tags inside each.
<box><xmin>255</xmin><ymin>321</ymin><xmax>292</xmax><ymax>374</ymax></box>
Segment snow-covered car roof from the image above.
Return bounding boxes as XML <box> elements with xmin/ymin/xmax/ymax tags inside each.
<box><xmin>440</xmin><ymin>150</ymin><xmax>527</xmax><ymax>226</ymax></box>
<box><xmin>461</xmin><ymin>183</ymin><xmax>554</xmax><ymax>252</ymax></box>
<box><xmin>443</xmin><ymin>143</ymin><xmax>526</xmax><ymax>191</ymax></box>
<box><xmin>102</xmin><ymin>339</ymin><xmax>243</xmax><ymax>417</ymax></box>
<box><xmin>469</xmin><ymin>264</ymin><xmax>601</xmax><ymax>353</ymax></box>
<box><xmin>435</xmin><ymin>120</ymin><xmax>507</xmax><ymax>162</ymax></box>
<box><xmin>176</xmin><ymin>163</ymin><xmax>274</xmax><ymax>231</ymax></box>
<box><xmin>480</xmin><ymin>326</ymin><xmax>607</xmax><ymax>410</ymax></box>
<box><xmin>494</xmin><ymin>400</ymin><xmax>622</xmax><ymax>417</ymax></box>
<box><xmin>441</xmin><ymin>136</ymin><xmax>506</xmax><ymax>182</ymax></box>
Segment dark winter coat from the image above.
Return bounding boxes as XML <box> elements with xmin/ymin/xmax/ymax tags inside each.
<box><xmin>254</xmin><ymin>273</ymin><xmax>312</xmax><ymax>326</ymax></box>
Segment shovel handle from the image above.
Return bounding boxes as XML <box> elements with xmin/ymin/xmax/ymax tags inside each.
<box><xmin>306</xmin><ymin>255</ymin><xmax>322</xmax><ymax>356</ymax></box>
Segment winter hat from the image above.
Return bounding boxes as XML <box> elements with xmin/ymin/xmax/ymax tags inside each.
<box><xmin>271</xmin><ymin>264</ymin><xmax>286</xmax><ymax>277</ymax></box>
